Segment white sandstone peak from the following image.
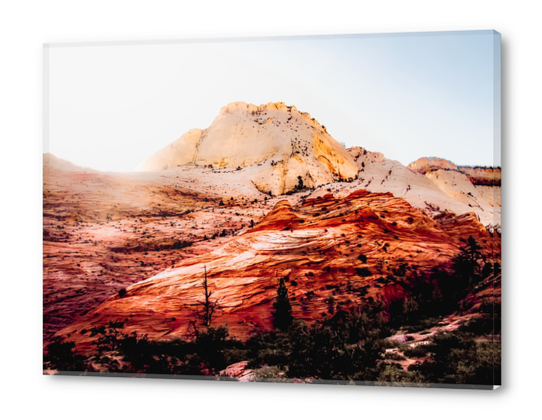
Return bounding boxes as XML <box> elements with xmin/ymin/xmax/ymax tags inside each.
<box><xmin>138</xmin><ymin>102</ymin><xmax>359</xmax><ymax>195</ymax></box>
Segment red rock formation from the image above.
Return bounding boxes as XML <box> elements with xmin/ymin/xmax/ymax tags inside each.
<box><xmin>51</xmin><ymin>189</ymin><xmax>500</xmax><ymax>353</ymax></box>
<box><xmin>43</xmin><ymin>162</ymin><xmax>269</xmax><ymax>341</ymax></box>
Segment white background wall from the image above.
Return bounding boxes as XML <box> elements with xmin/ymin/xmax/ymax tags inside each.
<box><xmin>0</xmin><ymin>1</ymin><xmax>539</xmax><ymax>419</ymax></box>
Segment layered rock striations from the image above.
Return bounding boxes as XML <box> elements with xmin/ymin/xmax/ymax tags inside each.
<box><xmin>43</xmin><ymin>156</ymin><xmax>271</xmax><ymax>340</ymax></box>
<box><xmin>44</xmin><ymin>105</ymin><xmax>502</xmax><ymax>351</ymax></box>
<box><xmin>52</xmin><ymin>189</ymin><xmax>499</xmax><ymax>353</ymax></box>
<box><xmin>283</xmin><ymin>147</ymin><xmax>501</xmax><ymax>226</ymax></box>
<box><xmin>408</xmin><ymin>157</ymin><xmax>501</xmax><ymax>185</ymax></box>
<box><xmin>406</xmin><ymin>157</ymin><xmax>501</xmax><ymax>224</ymax></box>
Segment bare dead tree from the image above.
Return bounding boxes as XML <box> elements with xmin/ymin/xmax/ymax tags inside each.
<box><xmin>185</xmin><ymin>265</ymin><xmax>222</xmax><ymax>339</ymax></box>
<box><xmin>197</xmin><ymin>265</ymin><xmax>221</xmax><ymax>328</ymax></box>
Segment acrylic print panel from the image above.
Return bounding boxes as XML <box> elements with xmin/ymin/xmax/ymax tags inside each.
<box><xmin>43</xmin><ymin>31</ymin><xmax>501</xmax><ymax>389</ymax></box>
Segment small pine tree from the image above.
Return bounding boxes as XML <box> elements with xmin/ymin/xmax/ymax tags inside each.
<box><xmin>453</xmin><ymin>236</ymin><xmax>483</xmax><ymax>289</ymax></box>
<box><xmin>272</xmin><ymin>276</ymin><xmax>293</xmax><ymax>331</ymax></box>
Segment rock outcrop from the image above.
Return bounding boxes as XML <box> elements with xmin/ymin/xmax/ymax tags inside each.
<box><xmin>406</xmin><ymin>157</ymin><xmax>501</xmax><ymax>224</ymax></box>
<box><xmin>138</xmin><ymin>102</ymin><xmax>359</xmax><ymax>195</ymax></box>
<box><xmin>407</xmin><ymin>157</ymin><xmax>501</xmax><ymax>185</ymax></box>
<box><xmin>407</xmin><ymin>157</ymin><xmax>458</xmax><ymax>173</ymax></box>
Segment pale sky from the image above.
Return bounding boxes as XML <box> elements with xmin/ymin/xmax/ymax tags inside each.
<box><xmin>45</xmin><ymin>31</ymin><xmax>500</xmax><ymax>172</ymax></box>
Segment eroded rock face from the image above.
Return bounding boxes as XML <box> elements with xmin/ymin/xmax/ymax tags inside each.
<box><xmin>52</xmin><ymin>189</ymin><xmax>499</xmax><ymax>353</ymax></box>
<box><xmin>42</xmin><ymin>159</ymin><xmax>272</xmax><ymax>341</ymax></box>
<box><xmin>43</xmin><ymin>145</ymin><xmax>502</xmax><ymax>345</ymax></box>
<box><xmin>408</xmin><ymin>157</ymin><xmax>501</xmax><ymax>185</ymax></box>
<box><xmin>459</xmin><ymin>167</ymin><xmax>502</xmax><ymax>191</ymax></box>
<box><xmin>405</xmin><ymin>156</ymin><xmax>501</xmax><ymax>225</ymax></box>
<box><xmin>137</xmin><ymin>102</ymin><xmax>359</xmax><ymax>195</ymax></box>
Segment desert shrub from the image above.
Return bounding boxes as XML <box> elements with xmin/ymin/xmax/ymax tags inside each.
<box><xmin>377</xmin><ymin>364</ymin><xmax>426</xmax><ymax>385</ymax></box>
<box><xmin>482</xmin><ymin>262</ymin><xmax>494</xmax><ymax>278</ymax></box>
<box><xmin>461</xmin><ymin>300</ymin><xmax>501</xmax><ymax>336</ymax></box>
<box><xmin>251</xmin><ymin>365</ymin><xmax>285</xmax><ymax>380</ymax></box>
<box><xmin>385</xmin><ymin>352</ymin><xmax>406</xmax><ymax>361</ymax></box>
<box><xmin>403</xmin><ymin>345</ymin><xmax>429</xmax><ymax>358</ymax></box>
<box><xmin>287</xmin><ymin>305</ymin><xmax>391</xmax><ymax>381</ymax></box>
<box><xmin>408</xmin><ymin>330</ymin><xmax>500</xmax><ymax>385</ymax></box>
<box><xmin>451</xmin><ymin>236</ymin><xmax>484</xmax><ymax>290</ymax></box>
<box><xmin>44</xmin><ymin>337</ymin><xmax>86</xmax><ymax>372</ymax></box>
<box><xmin>111</xmin><ymin>325</ymin><xmax>244</xmax><ymax>376</ymax></box>
<box><xmin>325</xmin><ymin>295</ymin><xmax>336</xmax><ymax>314</ymax></box>
<box><xmin>89</xmin><ymin>321</ymin><xmax>126</xmax><ymax>352</ymax></box>
<box><xmin>383</xmin><ymin>339</ymin><xmax>401</xmax><ymax>349</ymax></box>
<box><xmin>193</xmin><ymin>326</ymin><xmax>237</xmax><ymax>373</ymax></box>
<box><xmin>244</xmin><ymin>304</ymin><xmax>393</xmax><ymax>382</ymax></box>
<box><xmin>356</xmin><ymin>267</ymin><xmax>371</xmax><ymax>277</ymax></box>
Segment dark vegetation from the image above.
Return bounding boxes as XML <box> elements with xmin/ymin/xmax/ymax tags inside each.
<box><xmin>414</xmin><ymin>164</ymin><xmax>501</xmax><ymax>187</ymax></box>
<box><xmin>194</xmin><ymin>265</ymin><xmax>219</xmax><ymax>328</ymax></box>
<box><xmin>468</xmin><ymin>177</ymin><xmax>501</xmax><ymax>187</ymax></box>
<box><xmin>408</xmin><ymin>326</ymin><xmax>500</xmax><ymax>386</ymax></box>
<box><xmin>387</xmin><ymin>236</ymin><xmax>496</xmax><ymax>331</ymax></box>
<box><xmin>44</xmin><ymin>237</ymin><xmax>500</xmax><ymax>386</ymax></box>
<box><xmin>272</xmin><ymin>276</ymin><xmax>293</xmax><ymax>331</ymax></box>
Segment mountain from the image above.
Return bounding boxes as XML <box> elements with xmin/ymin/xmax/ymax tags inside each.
<box><xmin>43</xmin><ymin>103</ymin><xmax>501</xmax><ymax>361</ymax></box>
<box><xmin>137</xmin><ymin>102</ymin><xmax>359</xmax><ymax>196</ymax></box>
<box><xmin>135</xmin><ymin>102</ymin><xmax>500</xmax><ymax>226</ymax></box>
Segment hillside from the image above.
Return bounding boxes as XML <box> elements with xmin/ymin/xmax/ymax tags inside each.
<box><xmin>44</xmin><ymin>104</ymin><xmax>501</xmax><ymax>384</ymax></box>
<box><xmin>43</xmin><ymin>110</ymin><xmax>502</xmax><ymax>342</ymax></box>
<box><xmin>50</xmin><ymin>189</ymin><xmax>499</xmax><ymax>353</ymax></box>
